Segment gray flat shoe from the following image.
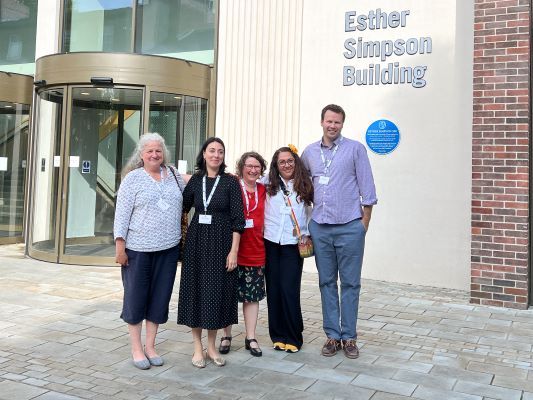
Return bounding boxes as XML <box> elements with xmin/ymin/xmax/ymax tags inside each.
<box><xmin>145</xmin><ymin>354</ymin><xmax>164</xmax><ymax>366</ymax></box>
<box><xmin>133</xmin><ymin>357</ymin><xmax>151</xmax><ymax>370</ymax></box>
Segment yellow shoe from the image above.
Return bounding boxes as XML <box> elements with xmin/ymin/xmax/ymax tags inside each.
<box><xmin>273</xmin><ymin>342</ymin><xmax>285</xmax><ymax>351</ymax></box>
<box><xmin>285</xmin><ymin>344</ymin><xmax>299</xmax><ymax>353</ymax></box>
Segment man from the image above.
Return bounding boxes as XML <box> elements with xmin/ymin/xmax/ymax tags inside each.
<box><xmin>301</xmin><ymin>104</ymin><xmax>377</xmax><ymax>359</ymax></box>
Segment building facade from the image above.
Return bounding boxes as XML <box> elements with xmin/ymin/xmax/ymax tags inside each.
<box><xmin>0</xmin><ymin>0</ymin><xmax>531</xmax><ymax>308</ymax></box>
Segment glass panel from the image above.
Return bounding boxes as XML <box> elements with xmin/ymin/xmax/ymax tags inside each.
<box><xmin>63</xmin><ymin>0</ymin><xmax>133</xmax><ymax>53</ymax></box>
<box><xmin>31</xmin><ymin>89</ymin><xmax>63</xmax><ymax>253</ymax></box>
<box><xmin>64</xmin><ymin>87</ymin><xmax>142</xmax><ymax>257</ymax></box>
<box><xmin>181</xmin><ymin>96</ymin><xmax>207</xmax><ymax>173</ymax></box>
<box><xmin>149</xmin><ymin>92</ymin><xmax>207</xmax><ymax>174</ymax></box>
<box><xmin>0</xmin><ymin>101</ymin><xmax>29</xmax><ymax>240</ymax></box>
<box><xmin>148</xmin><ymin>92</ymin><xmax>180</xmax><ymax>164</ymax></box>
<box><xmin>0</xmin><ymin>0</ymin><xmax>38</xmax><ymax>74</ymax></box>
<box><xmin>135</xmin><ymin>0</ymin><xmax>215</xmax><ymax>64</ymax></box>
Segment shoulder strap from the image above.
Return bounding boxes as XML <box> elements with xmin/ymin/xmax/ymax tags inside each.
<box><xmin>168</xmin><ymin>166</ymin><xmax>184</xmax><ymax>193</ymax></box>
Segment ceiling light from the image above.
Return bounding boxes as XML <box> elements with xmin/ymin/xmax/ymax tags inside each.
<box><xmin>4</xmin><ymin>105</ymin><xmax>12</xmax><ymax>108</ymax></box>
<box><xmin>81</xmin><ymin>92</ymin><xmax>90</xmax><ymax>95</ymax></box>
<box><xmin>155</xmin><ymin>100</ymin><xmax>163</xmax><ymax>103</ymax></box>
<box><xmin>111</xmin><ymin>98</ymin><xmax>120</xmax><ymax>102</ymax></box>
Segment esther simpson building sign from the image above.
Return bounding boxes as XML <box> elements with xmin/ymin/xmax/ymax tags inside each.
<box><xmin>343</xmin><ymin>8</ymin><xmax>432</xmax><ymax>88</ymax></box>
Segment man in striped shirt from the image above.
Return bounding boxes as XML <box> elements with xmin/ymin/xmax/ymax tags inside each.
<box><xmin>301</xmin><ymin>104</ymin><xmax>377</xmax><ymax>359</ymax></box>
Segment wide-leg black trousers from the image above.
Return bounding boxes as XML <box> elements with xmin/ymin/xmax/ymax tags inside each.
<box><xmin>264</xmin><ymin>239</ymin><xmax>304</xmax><ymax>349</ymax></box>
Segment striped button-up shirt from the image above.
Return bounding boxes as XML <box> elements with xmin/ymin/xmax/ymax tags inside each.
<box><xmin>301</xmin><ymin>135</ymin><xmax>377</xmax><ymax>224</ymax></box>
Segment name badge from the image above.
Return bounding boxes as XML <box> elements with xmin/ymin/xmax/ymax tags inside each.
<box><xmin>280</xmin><ymin>206</ymin><xmax>292</xmax><ymax>215</ymax></box>
<box><xmin>199</xmin><ymin>214</ymin><xmax>212</xmax><ymax>224</ymax></box>
<box><xmin>157</xmin><ymin>198</ymin><xmax>170</xmax><ymax>211</ymax></box>
<box><xmin>319</xmin><ymin>176</ymin><xmax>330</xmax><ymax>185</ymax></box>
<box><xmin>245</xmin><ymin>219</ymin><xmax>254</xmax><ymax>228</ymax></box>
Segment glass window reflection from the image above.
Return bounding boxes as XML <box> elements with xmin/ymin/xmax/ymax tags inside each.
<box><xmin>0</xmin><ymin>0</ymin><xmax>38</xmax><ymax>74</ymax></box>
<box><xmin>63</xmin><ymin>0</ymin><xmax>133</xmax><ymax>52</ymax></box>
<box><xmin>149</xmin><ymin>92</ymin><xmax>207</xmax><ymax>174</ymax></box>
<box><xmin>135</xmin><ymin>0</ymin><xmax>215</xmax><ymax>64</ymax></box>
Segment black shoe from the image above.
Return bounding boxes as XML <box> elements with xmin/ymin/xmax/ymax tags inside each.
<box><xmin>245</xmin><ymin>338</ymin><xmax>262</xmax><ymax>357</ymax></box>
<box><xmin>219</xmin><ymin>336</ymin><xmax>232</xmax><ymax>354</ymax></box>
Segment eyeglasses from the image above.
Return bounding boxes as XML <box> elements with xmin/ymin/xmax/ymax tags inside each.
<box><xmin>277</xmin><ymin>159</ymin><xmax>295</xmax><ymax>167</ymax></box>
<box><xmin>244</xmin><ymin>164</ymin><xmax>261</xmax><ymax>170</ymax></box>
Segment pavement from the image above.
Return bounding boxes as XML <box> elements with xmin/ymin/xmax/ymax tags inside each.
<box><xmin>1</xmin><ymin>243</ymin><xmax>533</xmax><ymax>399</ymax></box>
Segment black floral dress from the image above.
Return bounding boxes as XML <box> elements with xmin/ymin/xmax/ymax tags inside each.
<box><xmin>177</xmin><ymin>173</ymin><xmax>245</xmax><ymax>329</ymax></box>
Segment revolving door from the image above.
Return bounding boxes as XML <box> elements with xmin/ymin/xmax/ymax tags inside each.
<box><xmin>28</xmin><ymin>53</ymin><xmax>210</xmax><ymax>265</ymax></box>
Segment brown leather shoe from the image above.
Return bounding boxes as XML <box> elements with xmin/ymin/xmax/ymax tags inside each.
<box><xmin>342</xmin><ymin>339</ymin><xmax>359</xmax><ymax>359</ymax></box>
<box><xmin>321</xmin><ymin>338</ymin><xmax>341</xmax><ymax>357</ymax></box>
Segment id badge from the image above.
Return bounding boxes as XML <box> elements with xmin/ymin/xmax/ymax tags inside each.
<box><xmin>157</xmin><ymin>198</ymin><xmax>170</xmax><ymax>211</ymax></box>
<box><xmin>245</xmin><ymin>219</ymin><xmax>254</xmax><ymax>228</ymax></box>
<box><xmin>280</xmin><ymin>206</ymin><xmax>292</xmax><ymax>215</ymax></box>
<box><xmin>319</xmin><ymin>176</ymin><xmax>330</xmax><ymax>185</ymax></box>
<box><xmin>199</xmin><ymin>214</ymin><xmax>212</xmax><ymax>224</ymax></box>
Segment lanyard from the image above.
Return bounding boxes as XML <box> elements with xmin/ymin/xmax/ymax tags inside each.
<box><xmin>282</xmin><ymin>194</ymin><xmax>302</xmax><ymax>238</ymax></box>
<box><xmin>320</xmin><ymin>137</ymin><xmax>343</xmax><ymax>175</ymax></box>
<box><xmin>202</xmin><ymin>175</ymin><xmax>220</xmax><ymax>214</ymax></box>
<box><xmin>279</xmin><ymin>176</ymin><xmax>293</xmax><ymax>197</ymax></box>
<box><xmin>240</xmin><ymin>179</ymin><xmax>258</xmax><ymax>216</ymax></box>
<box><xmin>145</xmin><ymin>166</ymin><xmax>165</xmax><ymax>195</ymax></box>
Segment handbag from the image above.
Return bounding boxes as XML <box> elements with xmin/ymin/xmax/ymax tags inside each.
<box><xmin>169</xmin><ymin>166</ymin><xmax>188</xmax><ymax>261</ymax></box>
<box><xmin>282</xmin><ymin>191</ymin><xmax>314</xmax><ymax>258</ymax></box>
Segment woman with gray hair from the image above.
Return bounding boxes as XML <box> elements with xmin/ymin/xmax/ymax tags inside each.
<box><xmin>114</xmin><ymin>132</ymin><xmax>187</xmax><ymax>370</ymax></box>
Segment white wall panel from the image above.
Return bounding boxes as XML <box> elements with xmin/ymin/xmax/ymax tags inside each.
<box><xmin>35</xmin><ymin>0</ymin><xmax>61</xmax><ymax>59</ymax></box>
<box><xmin>299</xmin><ymin>0</ymin><xmax>473</xmax><ymax>290</ymax></box>
<box><xmin>216</xmin><ymin>0</ymin><xmax>304</xmax><ymax>171</ymax></box>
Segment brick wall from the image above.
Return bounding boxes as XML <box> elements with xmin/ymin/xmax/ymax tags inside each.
<box><xmin>471</xmin><ymin>0</ymin><xmax>531</xmax><ymax>309</ymax></box>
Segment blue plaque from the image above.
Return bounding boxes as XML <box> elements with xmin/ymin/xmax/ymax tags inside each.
<box><xmin>365</xmin><ymin>120</ymin><xmax>400</xmax><ymax>155</ymax></box>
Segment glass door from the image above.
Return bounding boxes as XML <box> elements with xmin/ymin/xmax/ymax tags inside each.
<box><xmin>60</xmin><ymin>87</ymin><xmax>143</xmax><ymax>263</ymax></box>
<box><xmin>28</xmin><ymin>84</ymin><xmax>208</xmax><ymax>265</ymax></box>
<box><xmin>0</xmin><ymin>101</ymin><xmax>30</xmax><ymax>243</ymax></box>
<box><xmin>29</xmin><ymin>89</ymin><xmax>63</xmax><ymax>260</ymax></box>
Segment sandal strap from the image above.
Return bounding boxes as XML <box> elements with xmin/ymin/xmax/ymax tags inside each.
<box><xmin>247</xmin><ymin>338</ymin><xmax>258</xmax><ymax>343</ymax></box>
<box><xmin>220</xmin><ymin>336</ymin><xmax>232</xmax><ymax>342</ymax></box>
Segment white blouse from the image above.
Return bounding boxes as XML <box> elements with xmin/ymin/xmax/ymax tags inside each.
<box><xmin>263</xmin><ymin>178</ymin><xmax>312</xmax><ymax>245</ymax></box>
<box><xmin>114</xmin><ymin>166</ymin><xmax>185</xmax><ymax>252</ymax></box>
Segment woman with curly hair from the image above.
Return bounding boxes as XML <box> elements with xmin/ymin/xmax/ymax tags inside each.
<box><xmin>263</xmin><ymin>145</ymin><xmax>313</xmax><ymax>353</ymax></box>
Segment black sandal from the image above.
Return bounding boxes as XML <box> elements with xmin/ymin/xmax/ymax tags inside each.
<box><xmin>245</xmin><ymin>338</ymin><xmax>262</xmax><ymax>357</ymax></box>
<box><xmin>219</xmin><ymin>336</ymin><xmax>232</xmax><ymax>354</ymax></box>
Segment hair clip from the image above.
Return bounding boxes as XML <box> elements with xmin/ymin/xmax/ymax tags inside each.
<box><xmin>288</xmin><ymin>144</ymin><xmax>298</xmax><ymax>155</ymax></box>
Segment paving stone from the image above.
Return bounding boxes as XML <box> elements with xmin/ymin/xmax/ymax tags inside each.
<box><xmin>0</xmin><ymin>380</ymin><xmax>48</xmax><ymax>400</ymax></box>
<box><xmin>335</xmin><ymin>359</ymin><xmax>398</xmax><ymax>378</ymax></box>
<box><xmin>413</xmin><ymin>385</ymin><xmax>484</xmax><ymax>400</ymax></box>
<box><xmin>429</xmin><ymin>365</ymin><xmax>493</xmax><ymax>384</ymax></box>
<box><xmin>2</xmin><ymin>246</ymin><xmax>533</xmax><ymax>400</ymax></box>
<box><xmin>243</xmin><ymin>356</ymin><xmax>302</xmax><ymax>374</ymax></box>
<box><xmin>306</xmin><ymin>379</ymin><xmax>373</xmax><ymax>399</ymax></box>
<box><xmin>373</xmin><ymin>356</ymin><xmax>433</xmax><ymax>373</ymax></box>
<box><xmin>351</xmin><ymin>374</ymin><xmax>416</xmax><ymax>396</ymax></box>
<box><xmin>34</xmin><ymin>392</ymin><xmax>83</xmax><ymax>400</ymax></box>
<box><xmin>293</xmin><ymin>364</ymin><xmax>355</xmax><ymax>384</ymax></box>
<box><xmin>369</xmin><ymin>393</ymin><xmax>417</xmax><ymax>400</ymax></box>
<box><xmin>252</xmin><ymin>370</ymin><xmax>316</xmax><ymax>391</ymax></box>
<box><xmin>492</xmin><ymin>375</ymin><xmax>533</xmax><ymax>392</ymax></box>
<box><xmin>467</xmin><ymin>360</ymin><xmax>528</xmax><ymax>379</ymax></box>
<box><xmin>393</xmin><ymin>369</ymin><xmax>456</xmax><ymax>390</ymax></box>
<box><xmin>453</xmin><ymin>380</ymin><xmax>522</xmax><ymax>400</ymax></box>
<box><xmin>22</xmin><ymin>377</ymin><xmax>48</xmax><ymax>386</ymax></box>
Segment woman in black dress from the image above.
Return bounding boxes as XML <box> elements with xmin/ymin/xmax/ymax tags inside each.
<box><xmin>178</xmin><ymin>137</ymin><xmax>245</xmax><ymax>368</ymax></box>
